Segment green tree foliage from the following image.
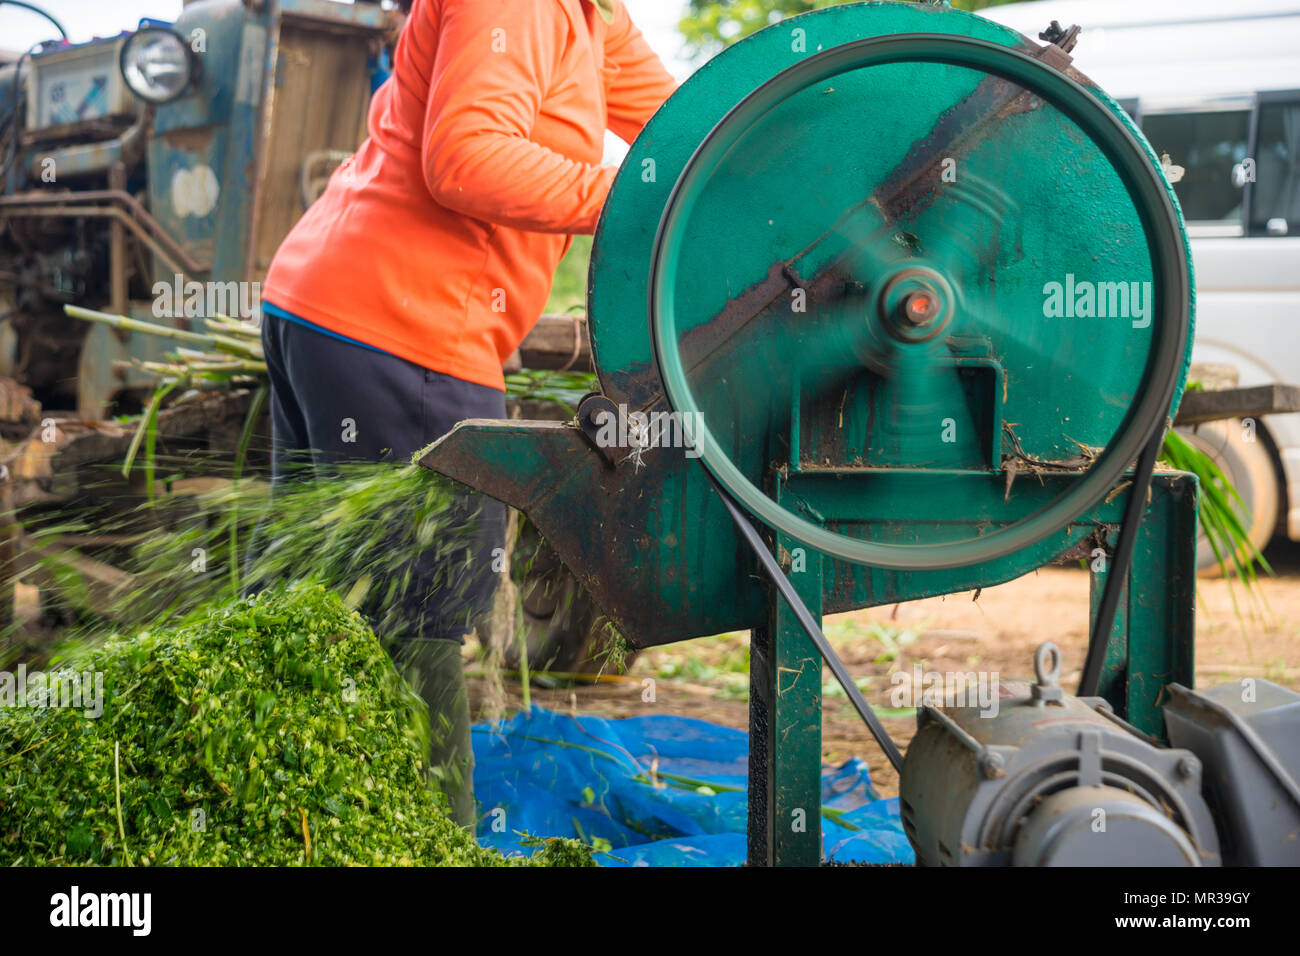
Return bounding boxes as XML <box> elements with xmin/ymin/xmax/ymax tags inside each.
<box><xmin>545</xmin><ymin>235</ymin><xmax>593</xmax><ymax>314</ymax></box>
<box><xmin>679</xmin><ymin>0</ymin><xmax>1029</xmax><ymax>60</ymax></box>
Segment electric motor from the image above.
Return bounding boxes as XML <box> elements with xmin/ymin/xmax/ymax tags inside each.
<box><xmin>900</xmin><ymin>644</ymin><xmax>1221</xmax><ymax>866</ymax></box>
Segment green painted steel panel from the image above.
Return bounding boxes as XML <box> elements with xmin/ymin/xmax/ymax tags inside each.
<box><xmin>420</xmin><ymin>3</ymin><xmax>1204</xmax><ymax>864</ymax></box>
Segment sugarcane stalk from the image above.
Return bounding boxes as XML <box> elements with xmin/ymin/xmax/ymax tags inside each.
<box><xmin>128</xmin><ymin>360</ymin><xmax>191</xmax><ymax>377</ymax></box>
<box><xmin>65</xmin><ymin>305</ymin><xmax>218</xmax><ymax>346</ymax></box>
<box><xmin>175</xmin><ymin>347</ymin><xmax>236</xmax><ymax>362</ymax></box>
<box><xmin>65</xmin><ymin>306</ymin><xmax>263</xmax><ymax>359</ymax></box>
<box><xmin>202</xmin><ymin>333</ymin><xmax>263</xmax><ymax>359</ymax></box>
<box><xmin>205</xmin><ymin>316</ymin><xmax>262</xmax><ymax>337</ymax></box>
<box><xmin>171</xmin><ymin>359</ymin><xmax>267</xmax><ymax>374</ymax></box>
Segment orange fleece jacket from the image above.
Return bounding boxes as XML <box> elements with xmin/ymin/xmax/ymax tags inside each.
<box><xmin>262</xmin><ymin>0</ymin><xmax>676</xmax><ymax>390</ymax></box>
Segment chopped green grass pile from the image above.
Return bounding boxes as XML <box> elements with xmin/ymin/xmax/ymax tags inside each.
<box><xmin>0</xmin><ymin>584</ymin><xmax>590</xmax><ymax>867</ymax></box>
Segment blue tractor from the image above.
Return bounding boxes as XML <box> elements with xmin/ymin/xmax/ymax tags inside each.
<box><xmin>0</xmin><ymin>0</ymin><xmax>392</xmax><ymax>418</ymax></box>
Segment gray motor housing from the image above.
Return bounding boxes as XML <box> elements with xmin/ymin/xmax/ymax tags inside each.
<box><xmin>900</xmin><ymin>644</ymin><xmax>1221</xmax><ymax>866</ymax></box>
<box><xmin>1164</xmin><ymin>680</ymin><xmax>1300</xmax><ymax>865</ymax></box>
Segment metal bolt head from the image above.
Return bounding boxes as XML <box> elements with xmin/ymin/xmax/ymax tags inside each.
<box><xmin>1031</xmin><ymin>641</ymin><xmax>1065</xmax><ymax>704</ymax></box>
<box><xmin>979</xmin><ymin>750</ymin><xmax>1006</xmax><ymax>779</ymax></box>
<box><xmin>875</xmin><ymin>266</ymin><xmax>954</xmax><ymax>344</ymax></box>
<box><xmin>902</xmin><ymin>290</ymin><xmax>938</xmax><ymax>326</ymax></box>
<box><xmin>1176</xmin><ymin>756</ymin><xmax>1198</xmax><ymax>779</ymax></box>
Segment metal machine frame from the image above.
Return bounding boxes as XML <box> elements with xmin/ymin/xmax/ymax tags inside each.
<box><xmin>421</xmin><ymin>4</ymin><xmax>1201</xmax><ymax>866</ymax></box>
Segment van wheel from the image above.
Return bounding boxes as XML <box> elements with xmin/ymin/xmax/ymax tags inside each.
<box><xmin>1176</xmin><ymin>419</ymin><xmax>1279</xmax><ymax>577</ymax></box>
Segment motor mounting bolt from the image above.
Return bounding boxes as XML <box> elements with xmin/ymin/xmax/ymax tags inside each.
<box><xmin>979</xmin><ymin>750</ymin><xmax>1006</xmax><ymax>779</ymax></box>
<box><xmin>1176</xmin><ymin>756</ymin><xmax>1198</xmax><ymax>779</ymax></box>
<box><xmin>1031</xmin><ymin>641</ymin><xmax>1065</xmax><ymax>705</ymax></box>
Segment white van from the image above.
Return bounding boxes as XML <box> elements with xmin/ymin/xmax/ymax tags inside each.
<box><xmin>982</xmin><ymin>0</ymin><xmax>1300</xmax><ymax>565</ymax></box>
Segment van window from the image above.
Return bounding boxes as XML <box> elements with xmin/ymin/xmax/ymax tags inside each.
<box><xmin>1249</xmin><ymin>98</ymin><xmax>1300</xmax><ymax>236</ymax></box>
<box><xmin>1142</xmin><ymin>111</ymin><xmax>1250</xmax><ymax>223</ymax></box>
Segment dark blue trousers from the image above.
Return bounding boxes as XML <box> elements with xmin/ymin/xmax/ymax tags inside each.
<box><xmin>259</xmin><ymin>309</ymin><xmax>506</xmax><ymax>642</ymax></box>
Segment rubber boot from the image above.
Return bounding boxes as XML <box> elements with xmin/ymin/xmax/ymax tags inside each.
<box><xmin>390</xmin><ymin>638</ymin><xmax>476</xmax><ymax>829</ymax></box>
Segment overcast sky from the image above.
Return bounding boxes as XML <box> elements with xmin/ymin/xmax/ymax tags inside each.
<box><xmin>1</xmin><ymin>0</ymin><xmax>691</xmax><ymax>159</ymax></box>
<box><xmin>0</xmin><ymin>0</ymin><xmax>693</xmax><ymax>73</ymax></box>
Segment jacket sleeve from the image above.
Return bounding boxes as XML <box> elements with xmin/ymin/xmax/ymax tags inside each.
<box><xmin>603</xmin><ymin>2</ymin><xmax>678</xmax><ymax>144</ymax></box>
<box><xmin>421</xmin><ymin>0</ymin><xmax>616</xmax><ymax>234</ymax></box>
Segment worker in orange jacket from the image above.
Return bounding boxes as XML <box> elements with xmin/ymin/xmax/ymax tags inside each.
<box><xmin>259</xmin><ymin>0</ymin><xmax>676</xmax><ymax>828</ymax></box>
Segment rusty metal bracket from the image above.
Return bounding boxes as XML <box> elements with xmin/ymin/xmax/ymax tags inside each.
<box><xmin>1040</xmin><ymin>20</ymin><xmax>1082</xmax><ymax>54</ymax></box>
<box><xmin>0</xmin><ymin>189</ymin><xmax>210</xmax><ymax>276</ymax></box>
<box><xmin>575</xmin><ymin>393</ymin><xmax>621</xmax><ymax>469</ymax></box>
<box><xmin>1033</xmin><ymin>21</ymin><xmax>1080</xmax><ymax>73</ymax></box>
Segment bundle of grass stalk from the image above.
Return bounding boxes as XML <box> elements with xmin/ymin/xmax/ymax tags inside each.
<box><xmin>0</xmin><ymin>582</ymin><xmax>590</xmax><ymax>866</ymax></box>
<box><xmin>64</xmin><ymin>305</ymin><xmax>597</xmax><ymax>475</ymax></box>
<box><xmin>24</xmin><ymin>456</ymin><xmax>482</xmax><ymax>638</ymax></box>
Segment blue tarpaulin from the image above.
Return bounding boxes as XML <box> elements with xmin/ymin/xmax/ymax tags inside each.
<box><xmin>471</xmin><ymin>707</ymin><xmax>914</xmax><ymax>866</ymax></box>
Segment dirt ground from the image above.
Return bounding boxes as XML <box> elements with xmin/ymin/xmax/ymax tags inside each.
<box><xmin>466</xmin><ymin>540</ymin><xmax>1300</xmax><ymax>799</ymax></box>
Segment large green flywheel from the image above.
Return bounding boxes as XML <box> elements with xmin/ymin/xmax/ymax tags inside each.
<box><xmin>644</xmin><ymin>30</ymin><xmax>1191</xmax><ymax>570</ymax></box>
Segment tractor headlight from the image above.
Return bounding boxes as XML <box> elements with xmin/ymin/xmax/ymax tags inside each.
<box><xmin>119</xmin><ymin>27</ymin><xmax>196</xmax><ymax>104</ymax></box>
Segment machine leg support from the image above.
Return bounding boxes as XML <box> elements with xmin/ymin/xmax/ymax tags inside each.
<box><xmin>1090</xmin><ymin>474</ymin><xmax>1198</xmax><ymax>739</ymax></box>
<box><xmin>748</xmin><ymin>540</ymin><xmax>824</xmax><ymax>866</ymax></box>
